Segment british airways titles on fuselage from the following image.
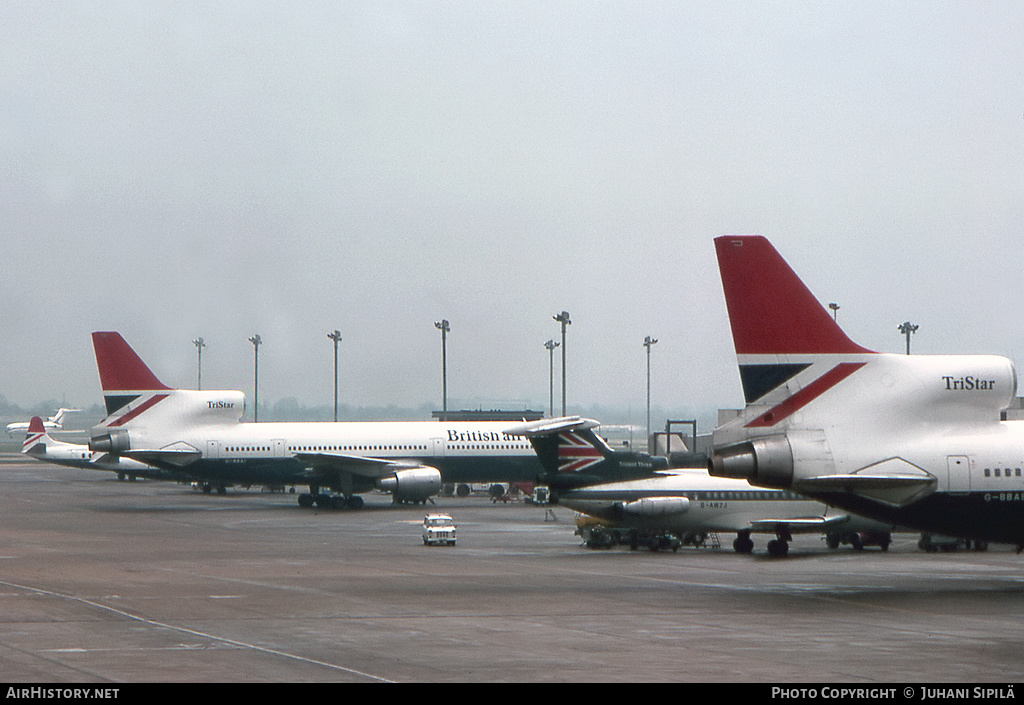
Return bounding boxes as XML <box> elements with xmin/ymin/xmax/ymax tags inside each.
<box><xmin>88</xmin><ymin>332</ymin><xmax>542</xmax><ymax>507</ymax></box>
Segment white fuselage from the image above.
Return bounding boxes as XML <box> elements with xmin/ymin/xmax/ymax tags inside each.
<box><xmin>558</xmin><ymin>469</ymin><xmax>891</xmax><ymax>537</ymax></box>
<box><xmin>93</xmin><ymin>390</ymin><xmax>542</xmax><ymax>487</ymax></box>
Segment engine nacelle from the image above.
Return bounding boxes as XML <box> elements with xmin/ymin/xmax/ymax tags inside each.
<box><xmin>90</xmin><ymin>428</ymin><xmax>131</xmax><ymax>453</ymax></box>
<box><xmin>709</xmin><ymin>435</ymin><xmax>794</xmax><ymax>489</ymax></box>
<box><xmin>620</xmin><ymin>496</ymin><xmax>690</xmax><ymax>517</ymax></box>
<box><xmin>376</xmin><ymin>466</ymin><xmax>442</xmax><ymax>502</ymax></box>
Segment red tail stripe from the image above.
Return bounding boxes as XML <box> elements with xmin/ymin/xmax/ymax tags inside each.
<box><xmin>108</xmin><ymin>394</ymin><xmax>170</xmax><ymax>427</ymax></box>
<box><xmin>745</xmin><ymin>363</ymin><xmax>866</xmax><ymax>428</ymax></box>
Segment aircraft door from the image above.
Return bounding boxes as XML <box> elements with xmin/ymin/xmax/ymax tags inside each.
<box><xmin>207</xmin><ymin>440</ymin><xmax>220</xmax><ymax>459</ymax></box>
<box><xmin>947</xmin><ymin>455</ymin><xmax>971</xmax><ymax>494</ymax></box>
<box><xmin>272</xmin><ymin>439</ymin><xmax>285</xmax><ymax>457</ymax></box>
<box><xmin>431</xmin><ymin>438</ymin><xmax>445</xmax><ymax>458</ymax></box>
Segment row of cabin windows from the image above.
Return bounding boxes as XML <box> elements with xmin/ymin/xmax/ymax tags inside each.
<box><xmin>225</xmin><ymin>445</ymin><xmax>429</xmax><ymax>453</ymax></box>
<box><xmin>449</xmin><ymin>443</ymin><xmax>530</xmax><ymax>451</ymax></box>
<box><xmin>290</xmin><ymin>445</ymin><xmax>428</xmax><ymax>453</ymax></box>
<box><xmin>224</xmin><ymin>443</ymin><xmax>529</xmax><ymax>454</ymax></box>
<box><xmin>984</xmin><ymin>467</ymin><xmax>1022</xmax><ymax>478</ymax></box>
<box><xmin>693</xmin><ymin>490</ymin><xmax>801</xmax><ymax>501</ymax></box>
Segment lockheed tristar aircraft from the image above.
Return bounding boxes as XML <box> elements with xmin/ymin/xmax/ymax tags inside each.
<box><xmin>513</xmin><ymin>416</ymin><xmax>894</xmax><ymax>555</ymax></box>
<box><xmin>22</xmin><ymin>416</ymin><xmax>172</xmax><ymax>481</ymax></box>
<box><xmin>709</xmin><ymin>235</ymin><xmax>1024</xmax><ymax>549</ymax></box>
<box><xmin>88</xmin><ymin>332</ymin><xmax>544</xmax><ymax>507</ymax></box>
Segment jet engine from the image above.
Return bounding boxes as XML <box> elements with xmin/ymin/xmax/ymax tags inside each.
<box><xmin>376</xmin><ymin>466</ymin><xmax>442</xmax><ymax>503</ymax></box>
<box><xmin>709</xmin><ymin>435</ymin><xmax>794</xmax><ymax>488</ymax></box>
<box><xmin>619</xmin><ymin>496</ymin><xmax>690</xmax><ymax>517</ymax></box>
<box><xmin>90</xmin><ymin>428</ymin><xmax>130</xmax><ymax>454</ymax></box>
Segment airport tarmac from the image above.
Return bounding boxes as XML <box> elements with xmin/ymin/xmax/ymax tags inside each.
<box><xmin>3</xmin><ymin>459</ymin><xmax>1024</xmax><ymax>683</ymax></box>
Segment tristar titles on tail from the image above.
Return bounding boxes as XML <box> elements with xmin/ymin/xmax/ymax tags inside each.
<box><xmin>514</xmin><ymin>416</ymin><xmax>894</xmax><ymax>555</ymax></box>
<box><xmin>88</xmin><ymin>332</ymin><xmax>544</xmax><ymax>507</ymax></box>
<box><xmin>709</xmin><ymin>235</ymin><xmax>1024</xmax><ymax>548</ymax></box>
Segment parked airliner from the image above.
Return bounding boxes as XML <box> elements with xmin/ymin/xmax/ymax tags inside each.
<box><xmin>88</xmin><ymin>332</ymin><xmax>543</xmax><ymax>507</ymax></box>
<box><xmin>709</xmin><ymin>235</ymin><xmax>1024</xmax><ymax>548</ymax></box>
<box><xmin>514</xmin><ymin>416</ymin><xmax>893</xmax><ymax>555</ymax></box>
<box><xmin>22</xmin><ymin>416</ymin><xmax>171</xmax><ymax>481</ymax></box>
<box><xmin>7</xmin><ymin>408</ymin><xmax>77</xmax><ymax>437</ymax></box>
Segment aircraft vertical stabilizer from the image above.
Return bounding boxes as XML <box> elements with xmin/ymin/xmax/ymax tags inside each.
<box><xmin>709</xmin><ymin>235</ymin><xmax>1024</xmax><ymax>545</ymax></box>
<box><xmin>22</xmin><ymin>417</ymin><xmax>48</xmax><ymax>455</ymax></box>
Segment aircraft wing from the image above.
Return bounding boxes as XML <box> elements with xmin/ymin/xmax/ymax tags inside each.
<box><xmin>749</xmin><ymin>513</ymin><xmax>852</xmax><ymax>534</ymax></box>
<box><xmin>294</xmin><ymin>451</ymin><xmax>426</xmax><ymax>480</ymax></box>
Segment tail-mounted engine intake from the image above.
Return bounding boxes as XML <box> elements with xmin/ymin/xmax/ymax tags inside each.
<box><xmin>90</xmin><ymin>428</ymin><xmax>130</xmax><ymax>454</ymax></box>
<box><xmin>376</xmin><ymin>466</ymin><xmax>442</xmax><ymax>503</ymax></box>
<box><xmin>709</xmin><ymin>435</ymin><xmax>794</xmax><ymax>488</ymax></box>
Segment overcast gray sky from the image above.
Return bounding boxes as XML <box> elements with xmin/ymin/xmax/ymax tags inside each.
<box><xmin>2</xmin><ymin>2</ymin><xmax>1022</xmax><ymax>423</ymax></box>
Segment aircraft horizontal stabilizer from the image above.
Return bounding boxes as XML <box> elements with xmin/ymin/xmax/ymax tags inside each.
<box><xmin>124</xmin><ymin>449</ymin><xmax>201</xmax><ymax>468</ymax></box>
<box><xmin>797</xmin><ymin>473</ymin><xmax>936</xmax><ymax>507</ymax></box>
<box><xmin>504</xmin><ymin>416</ymin><xmax>600</xmax><ymax>438</ymax></box>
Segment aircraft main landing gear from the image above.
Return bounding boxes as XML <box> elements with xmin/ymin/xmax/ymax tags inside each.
<box><xmin>733</xmin><ymin>531</ymin><xmax>754</xmax><ymax>554</ymax></box>
<box><xmin>297</xmin><ymin>492</ymin><xmax>364</xmax><ymax>509</ymax></box>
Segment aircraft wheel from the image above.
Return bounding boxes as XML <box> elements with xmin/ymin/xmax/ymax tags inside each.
<box><xmin>733</xmin><ymin>535</ymin><xmax>754</xmax><ymax>554</ymax></box>
<box><xmin>298</xmin><ymin>493</ymin><xmax>314</xmax><ymax>508</ymax></box>
<box><xmin>767</xmin><ymin>539</ymin><xmax>789</xmax><ymax>558</ymax></box>
<box><xmin>346</xmin><ymin>495</ymin><xmax>364</xmax><ymax>510</ymax></box>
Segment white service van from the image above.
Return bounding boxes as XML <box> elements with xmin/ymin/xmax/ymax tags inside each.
<box><xmin>422</xmin><ymin>514</ymin><xmax>457</xmax><ymax>546</ymax></box>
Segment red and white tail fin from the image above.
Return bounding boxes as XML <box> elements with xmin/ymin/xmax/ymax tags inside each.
<box><xmin>714</xmin><ymin>236</ymin><xmax>875</xmax><ymax>410</ymax></box>
<box><xmin>22</xmin><ymin>417</ymin><xmax>49</xmax><ymax>455</ymax></box>
<box><xmin>92</xmin><ymin>332</ymin><xmax>171</xmax><ymax>417</ymax></box>
<box><xmin>92</xmin><ymin>332</ymin><xmax>170</xmax><ymax>392</ymax></box>
<box><xmin>91</xmin><ymin>332</ymin><xmax>245</xmax><ymax>451</ymax></box>
<box><xmin>714</xmin><ymin>236</ymin><xmax>873</xmax><ymax>358</ymax></box>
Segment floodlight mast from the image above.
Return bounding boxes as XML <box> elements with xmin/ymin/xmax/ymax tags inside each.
<box><xmin>193</xmin><ymin>337</ymin><xmax>205</xmax><ymax>390</ymax></box>
<box><xmin>249</xmin><ymin>334</ymin><xmax>261</xmax><ymax>421</ymax></box>
<box><xmin>328</xmin><ymin>330</ymin><xmax>342</xmax><ymax>422</ymax></box>
<box><xmin>553</xmin><ymin>311</ymin><xmax>570</xmax><ymax>416</ymax></box>
<box><xmin>435</xmin><ymin>320</ymin><xmax>450</xmax><ymax>421</ymax></box>
<box><xmin>644</xmin><ymin>335</ymin><xmax>658</xmax><ymax>453</ymax></box>
<box><xmin>898</xmin><ymin>321</ymin><xmax>919</xmax><ymax>354</ymax></box>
